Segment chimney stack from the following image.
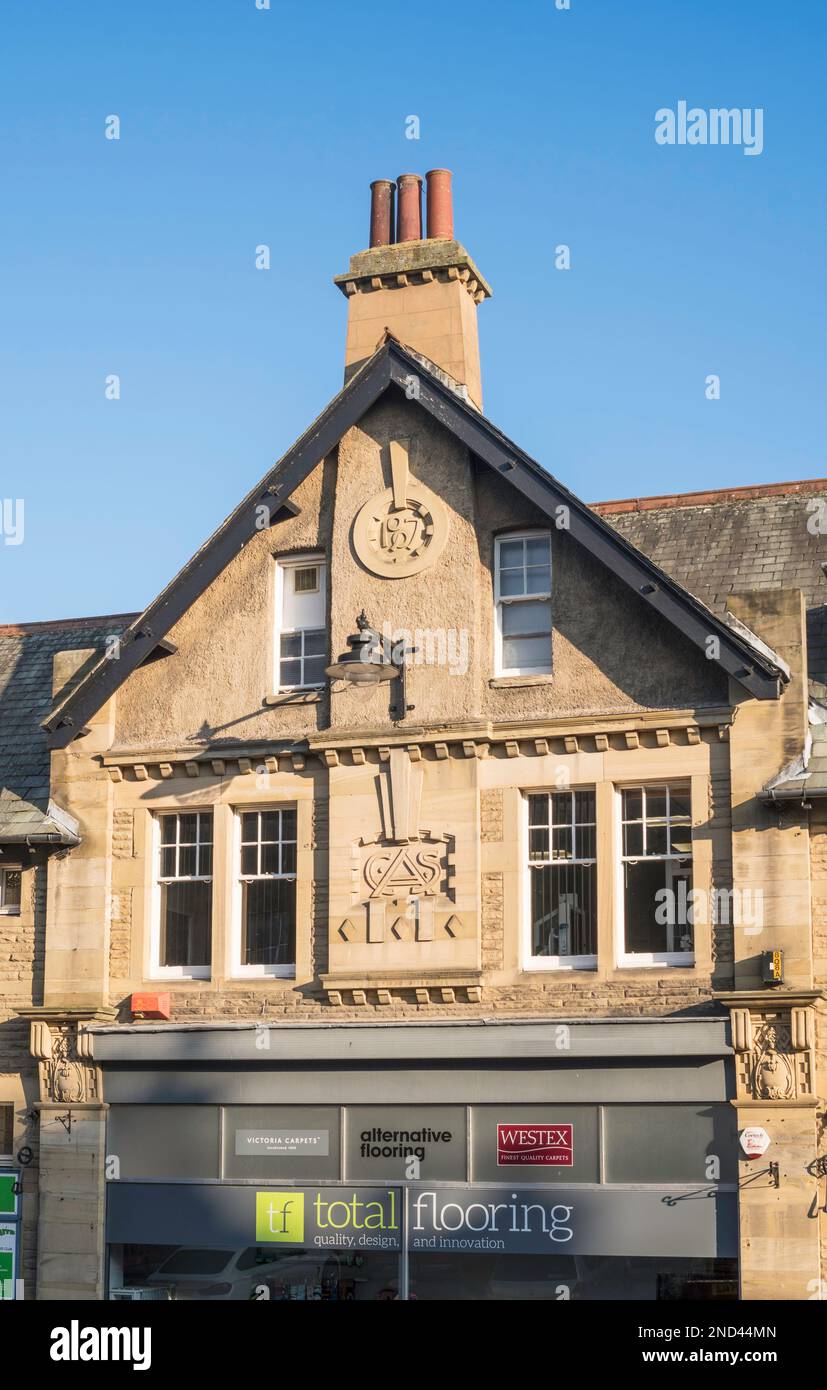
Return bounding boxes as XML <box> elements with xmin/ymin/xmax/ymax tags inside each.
<box><xmin>335</xmin><ymin>169</ymin><xmax>492</xmax><ymax>410</ymax></box>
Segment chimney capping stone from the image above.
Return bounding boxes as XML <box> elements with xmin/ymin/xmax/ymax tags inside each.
<box><xmin>334</xmin><ymin>238</ymin><xmax>492</xmax><ymax>301</ymax></box>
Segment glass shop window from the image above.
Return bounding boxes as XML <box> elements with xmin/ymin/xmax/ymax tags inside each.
<box><xmin>526</xmin><ymin>789</ymin><xmax>596</xmax><ymax>966</ymax></box>
<box><xmin>620</xmin><ymin>784</ymin><xmax>693</xmax><ymax>965</ymax></box>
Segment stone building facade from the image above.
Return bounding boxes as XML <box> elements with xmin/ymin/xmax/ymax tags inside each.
<box><xmin>1</xmin><ymin>171</ymin><xmax>825</xmax><ymax>1302</ymax></box>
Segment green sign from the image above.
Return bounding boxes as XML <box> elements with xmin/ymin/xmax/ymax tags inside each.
<box><xmin>0</xmin><ymin>1174</ymin><xmax>18</xmax><ymax>1217</ymax></box>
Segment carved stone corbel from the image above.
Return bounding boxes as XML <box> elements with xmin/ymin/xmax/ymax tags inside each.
<box><xmin>727</xmin><ymin>1000</ymin><xmax>818</xmax><ymax>1102</ymax></box>
<box><xmin>30</xmin><ymin>1020</ymin><xmax>101</xmax><ymax>1104</ymax></box>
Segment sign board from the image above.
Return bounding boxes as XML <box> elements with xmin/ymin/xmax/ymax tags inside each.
<box><xmin>107</xmin><ymin>1180</ymin><xmax>736</xmax><ymax>1259</ymax></box>
<box><xmin>0</xmin><ymin>1224</ymin><xmax>16</xmax><ymax>1301</ymax></box>
<box><xmin>471</xmin><ymin>1107</ymin><xmax>597</xmax><ymax>1183</ymax></box>
<box><xmin>236</xmin><ymin>1131</ymin><xmax>330</xmax><ymax>1158</ymax></box>
<box><xmin>255</xmin><ymin>1188</ymin><xmax>400</xmax><ymax>1251</ymax></box>
<box><xmin>0</xmin><ymin>1173</ymin><xmax>18</xmax><ymax>1217</ymax></box>
<box><xmin>223</xmin><ymin>1107</ymin><xmax>340</xmax><ymax>1180</ymax></box>
<box><xmin>497</xmin><ymin>1123</ymin><xmax>573</xmax><ymax>1167</ymax></box>
<box><xmin>739</xmin><ymin>1126</ymin><xmax>771</xmax><ymax>1158</ymax></box>
<box><xmin>408</xmin><ymin>1186</ymin><xmax>735</xmax><ymax>1258</ymax></box>
<box><xmin>106</xmin><ymin>1181</ymin><xmax>400</xmax><ymax>1252</ymax></box>
<box><xmin>345</xmin><ymin>1106</ymin><xmax>466</xmax><ymax>1180</ymax></box>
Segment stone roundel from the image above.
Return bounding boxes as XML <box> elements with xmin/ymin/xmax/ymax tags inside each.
<box><xmin>352</xmin><ymin>481</ymin><xmax>449</xmax><ymax>578</ymax></box>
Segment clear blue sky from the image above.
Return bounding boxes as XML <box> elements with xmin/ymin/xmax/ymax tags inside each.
<box><xmin>1</xmin><ymin>0</ymin><xmax>825</xmax><ymax>622</ymax></box>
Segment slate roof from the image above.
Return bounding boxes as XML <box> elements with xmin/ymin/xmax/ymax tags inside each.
<box><xmin>594</xmin><ymin>481</ymin><xmax>827</xmax><ymax>684</ymax></box>
<box><xmin>0</xmin><ymin>615</ymin><xmax>136</xmax><ymax>842</ymax></box>
<box><xmin>595</xmin><ymin>481</ymin><xmax>827</xmax><ymax>799</ymax></box>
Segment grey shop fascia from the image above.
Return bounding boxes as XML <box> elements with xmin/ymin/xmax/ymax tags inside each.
<box><xmin>92</xmin><ymin>1016</ymin><xmax>739</xmax><ymax>1262</ymax></box>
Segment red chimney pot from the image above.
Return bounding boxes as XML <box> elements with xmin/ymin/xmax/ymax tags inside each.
<box><xmin>369</xmin><ymin>179</ymin><xmax>395</xmax><ymax>248</ymax></box>
<box><xmin>426</xmin><ymin>168</ymin><xmax>453</xmax><ymax>239</ymax></box>
<box><xmin>396</xmin><ymin>174</ymin><xmax>423</xmax><ymax>243</ymax></box>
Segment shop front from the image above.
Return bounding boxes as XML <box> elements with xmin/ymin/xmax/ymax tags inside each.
<box><xmin>94</xmin><ymin>1018</ymin><xmax>739</xmax><ymax>1302</ymax></box>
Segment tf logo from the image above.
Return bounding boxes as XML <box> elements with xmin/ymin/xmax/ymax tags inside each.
<box><xmin>256</xmin><ymin>1192</ymin><xmax>305</xmax><ymax>1243</ymax></box>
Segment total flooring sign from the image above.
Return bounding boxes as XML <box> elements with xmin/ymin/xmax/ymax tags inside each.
<box><xmin>256</xmin><ymin>1189</ymin><xmax>401</xmax><ymax>1251</ymax></box>
<box><xmin>497</xmin><ymin>1123</ymin><xmax>573</xmax><ymax>1167</ymax></box>
<box><xmin>408</xmin><ymin>1188</ymin><xmax>726</xmax><ymax>1258</ymax></box>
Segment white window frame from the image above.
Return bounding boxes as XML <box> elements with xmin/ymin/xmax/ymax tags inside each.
<box><xmin>274</xmin><ymin>553</ymin><xmax>327</xmax><ymax>692</ymax></box>
<box><xmin>522</xmin><ymin>788</ymin><xmax>597</xmax><ymax>971</ymax></box>
<box><xmin>230</xmin><ymin>805</ymin><xmax>297</xmax><ymax>979</ymax></box>
<box><xmin>494</xmin><ymin>530</ymin><xmax>552</xmax><ymax>676</ymax></box>
<box><xmin>149</xmin><ymin>811</ymin><xmax>213</xmax><ymax>980</ymax></box>
<box><xmin>0</xmin><ymin>868</ymin><xmax>22</xmax><ymax>916</ymax></box>
<box><xmin>614</xmin><ymin>783</ymin><xmax>694</xmax><ymax>969</ymax></box>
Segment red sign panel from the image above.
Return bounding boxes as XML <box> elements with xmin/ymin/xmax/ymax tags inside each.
<box><xmin>496</xmin><ymin>1123</ymin><xmax>574</xmax><ymax>1167</ymax></box>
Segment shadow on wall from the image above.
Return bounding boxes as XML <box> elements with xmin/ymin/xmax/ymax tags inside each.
<box><xmin>550</xmin><ymin>532</ymin><xmax>730</xmax><ymax>712</ymax></box>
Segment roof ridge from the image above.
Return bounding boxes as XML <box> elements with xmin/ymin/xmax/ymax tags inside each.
<box><xmin>0</xmin><ymin>613</ymin><xmax>139</xmax><ymax>637</ymax></box>
<box><xmin>591</xmin><ymin>478</ymin><xmax>827</xmax><ymax>515</ymax></box>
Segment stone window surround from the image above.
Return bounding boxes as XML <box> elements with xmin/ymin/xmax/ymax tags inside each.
<box><xmin>120</xmin><ymin>744</ymin><xmax>716</xmax><ymax>992</ymax></box>
<box><xmin>134</xmin><ymin>788</ymin><xmax>314</xmax><ymax>987</ymax></box>
<box><xmin>517</xmin><ymin>777</ymin><xmax>703</xmax><ymax>976</ymax></box>
<box><xmin>490</xmin><ymin>748</ymin><xmax>716</xmax><ymax>984</ymax></box>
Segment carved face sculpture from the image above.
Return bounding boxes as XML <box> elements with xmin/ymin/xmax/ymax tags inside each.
<box><xmin>52</xmin><ymin>1060</ymin><xmax>84</xmax><ymax>1103</ymax></box>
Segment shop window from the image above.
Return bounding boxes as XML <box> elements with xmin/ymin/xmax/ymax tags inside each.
<box><xmin>494</xmin><ymin>532</ymin><xmax>552</xmax><ymax>676</ymax></box>
<box><xmin>234</xmin><ymin>808</ymin><xmax>297</xmax><ymax>976</ymax></box>
<box><xmin>153</xmin><ymin>811</ymin><xmax>213</xmax><ymax>978</ymax></box>
<box><xmin>110</xmin><ymin>1244</ymin><xmax>401</xmax><ymax>1301</ymax></box>
<box><xmin>275</xmin><ymin>554</ymin><xmax>326</xmax><ymax>691</ymax></box>
<box><xmin>0</xmin><ymin>868</ymin><xmax>21</xmax><ymax>915</ymax></box>
<box><xmin>619</xmin><ymin>784</ymin><xmax>693</xmax><ymax>966</ymax></box>
<box><xmin>525</xmin><ymin>789</ymin><xmax>596</xmax><ymax>967</ymax></box>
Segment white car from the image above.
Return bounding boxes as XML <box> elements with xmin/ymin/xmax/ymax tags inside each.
<box><xmin>142</xmin><ymin>1246</ymin><xmax>343</xmax><ymax>1300</ymax></box>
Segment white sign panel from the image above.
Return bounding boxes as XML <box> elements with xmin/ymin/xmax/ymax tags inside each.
<box><xmin>739</xmin><ymin>1126</ymin><xmax>771</xmax><ymax>1158</ymax></box>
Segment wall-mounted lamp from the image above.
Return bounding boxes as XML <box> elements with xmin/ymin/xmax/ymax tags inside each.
<box><xmin>326</xmin><ymin>611</ymin><xmax>414</xmax><ymax>720</ymax></box>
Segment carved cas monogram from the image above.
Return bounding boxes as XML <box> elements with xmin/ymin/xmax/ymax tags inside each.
<box><xmin>352</xmin><ymin>438</ymin><xmax>449</xmax><ymax>578</ymax></box>
<box><xmin>364</xmin><ymin>841</ymin><xmax>443</xmax><ymax>897</ymax></box>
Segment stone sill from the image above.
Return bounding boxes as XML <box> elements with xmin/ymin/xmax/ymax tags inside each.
<box><xmin>320</xmin><ymin>971</ymin><xmax>483</xmax><ymax>991</ymax></box>
<box><xmin>263</xmin><ymin>689</ymin><xmax>321</xmax><ymax>707</ymax></box>
<box><xmin>489</xmin><ymin>675</ymin><xmax>554</xmax><ymax>690</ymax></box>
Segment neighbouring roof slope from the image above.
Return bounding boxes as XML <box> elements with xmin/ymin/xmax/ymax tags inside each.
<box><xmin>594</xmin><ymin>481</ymin><xmax>827</xmax><ymax>684</ymax></box>
<box><xmin>0</xmin><ymin>615</ymin><xmax>136</xmax><ymax>842</ymax></box>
